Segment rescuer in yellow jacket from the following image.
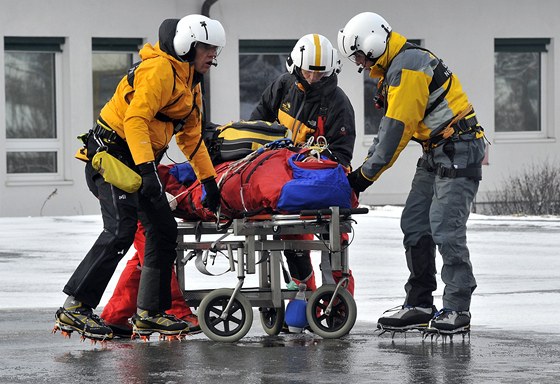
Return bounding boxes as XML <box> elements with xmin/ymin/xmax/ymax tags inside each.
<box><xmin>339</xmin><ymin>12</ymin><xmax>486</xmax><ymax>336</ymax></box>
<box><xmin>54</xmin><ymin>15</ymin><xmax>225</xmax><ymax>342</ymax></box>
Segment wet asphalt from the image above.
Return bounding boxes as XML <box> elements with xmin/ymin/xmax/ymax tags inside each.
<box><xmin>1</xmin><ymin>308</ymin><xmax>559</xmax><ymax>384</ymax></box>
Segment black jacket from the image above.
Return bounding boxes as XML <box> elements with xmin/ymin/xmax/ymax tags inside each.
<box><xmin>250</xmin><ymin>72</ymin><xmax>356</xmax><ymax>167</ymax></box>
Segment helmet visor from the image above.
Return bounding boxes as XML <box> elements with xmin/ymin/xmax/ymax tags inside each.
<box><xmin>195</xmin><ymin>42</ymin><xmax>223</xmax><ymax>57</ymax></box>
<box><xmin>300</xmin><ymin>68</ymin><xmax>328</xmax><ymax>84</ymax></box>
<box><xmin>349</xmin><ymin>50</ymin><xmax>367</xmax><ymax>64</ymax></box>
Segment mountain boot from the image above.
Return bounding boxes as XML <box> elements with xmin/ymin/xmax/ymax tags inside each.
<box><xmin>427</xmin><ymin>309</ymin><xmax>471</xmax><ymax>334</ymax></box>
<box><xmin>131</xmin><ymin>310</ymin><xmax>189</xmax><ymax>341</ymax></box>
<box><xmin>53</xmin><ymin>300</ymin><xmax>113</xmax><ymax>343</ymax></box>
<box><xmin>377</xmin><ymin>305</ymin><xmax>437</xmax><ymax>333</ymax></box>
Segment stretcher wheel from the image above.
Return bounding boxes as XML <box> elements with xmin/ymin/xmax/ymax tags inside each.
<box><xmin>199</xmin><ymin>288</ymin><xmax>253</xmax><ymax>342</ymax></box>
<box><xmin>259</xmin><ymin>301</ymin><xmax>285</xmax><ymax>336</ymax></box>
<box><xmin>306</xmin><ymin>285</ymin><xmax>357</xmax><ymax>339</ymax></box>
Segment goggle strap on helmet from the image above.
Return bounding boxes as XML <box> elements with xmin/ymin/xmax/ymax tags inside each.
<box><xmin>298</xmin><ymin>45</ymin><xmax>305</xmax><ymax>69</ymax></box>
<box><xmin>349</xmin><ymin>36</ymin><xmax>358</xmax><ymax>52</ymax></box>
<box><xmin>200</xmin><ymin>21</ymin><xmax>208</xmax><ymax>40</ymax></box>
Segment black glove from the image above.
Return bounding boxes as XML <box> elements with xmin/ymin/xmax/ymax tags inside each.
<box><xmin>348</xmin><ymin>167</ymin><xmax>373</xmax><ymax>194</ymax></box>
<box><xmin>138</xmin><ymin>162</ymin><xmax>163</xmax><ymax>200</ymax></box>
<box><xmin>201</xmin><ymin>177</ymin><xmax>221</xmax><ymax>213</ymax></box>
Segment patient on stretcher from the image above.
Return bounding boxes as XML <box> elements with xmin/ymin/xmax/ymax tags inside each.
<box><xmin>102</xmin><ymin>131</ymin><xmax>357</xmax><ymax>337</ymax></box>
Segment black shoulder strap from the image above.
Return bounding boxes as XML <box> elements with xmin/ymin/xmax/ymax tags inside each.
<box><xmin>125</xmin><ymin>60</ymin><xmax>178</xmax><ymax>123</ymax></box>
<box><xmin>398</xmin><ymin>43</ymin><xmax>453</xmax><ymax>118</ymax></box>
<box><xmin>127</xmin><ymin>60</ymin><xmax>177</xmax><ymax>93</ymax></box>
<box><xmin>126</xmin><ymin>61</ymin><xmax>141</xmax><ymax>88</ymax></box>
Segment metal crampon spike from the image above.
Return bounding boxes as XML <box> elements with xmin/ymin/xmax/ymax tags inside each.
<box><xmin>378</xmin><ymin>329</ymin><xmax>388</xmax><ymax>337</ymax></box>
<box><xmin>167</xmin><ymin>334</ymin><xmax>185</xmax><ymax>342</ymax></box>
<box><xmin>391</xmin><ymin>331</ymin><xmax>396</xmax><ymax>339</ymax></box>
<box><xmin>132</xmin><ymin>332</ymin><xmax>151</xmax><ymax>342</ymax></box>
<box><xmin>53</xmin><ymin>325</ymin><xmax>73</xmax><ymax>339</ymax></box>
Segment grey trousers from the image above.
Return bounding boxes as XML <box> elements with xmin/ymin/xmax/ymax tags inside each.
<box><xmin>400</xmin><ymin>137</ymin><xmax>485</xmax><ymax>311</ymax></box>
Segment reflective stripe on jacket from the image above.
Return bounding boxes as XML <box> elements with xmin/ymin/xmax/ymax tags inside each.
<box><xmin>361</xmin><ymin>32</ymin><xmax>471</xmax><ymax>181</ymax></box>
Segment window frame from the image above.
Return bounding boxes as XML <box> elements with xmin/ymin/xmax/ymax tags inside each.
<box><xmin>494</xmin><ymin>38</ymin><xmax>552</xmax><ymax>142</ymax></box>
<box><xmin>91</xmin><ymin>38</ymin><xmax>142</xmax><ymax>120</ymax></box>
<box><xmin>4</xmin><ymin>37</ymin><xmax>65</xmax><ymax>182</ymax></box>
<box><xmin>238</xmin><ymin>39</ymin><xmax>297</xmax><ymax>120</ymax></box>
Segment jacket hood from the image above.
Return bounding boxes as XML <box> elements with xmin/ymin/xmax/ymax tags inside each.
<box><xmin>368</xmin><ymin>31</ymin><xmax>407</xmax><ymax>78</ymax></box>
<box><xmin>138</xmin><ymin>42</ymin><xmax>191</xmax><ymax>83</ymax></box>
<box><xmin>158</xmin><ymin>18</ymin><xmax>181</xmax><ymax>60</ymax></box>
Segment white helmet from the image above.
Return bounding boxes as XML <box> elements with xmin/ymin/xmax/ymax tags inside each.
<box><xmin>173</xmin><ymin>14</ymin><xmax>226</xmax><ymax>61</ymax></box>
<box><xmin>338</xmin><ymin>12</ymin><xmax>392</xmax><ymax>61</ymax></box>
<box><xmin>286</xmin><ymin>34</ymin><xmax>341</xmax><ymax>76</ymax></box>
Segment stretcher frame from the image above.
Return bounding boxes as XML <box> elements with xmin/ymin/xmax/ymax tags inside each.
<box><xmin>175</xmin><ymin>206</ymin><xmax>368</xmax><ymax>342</ymax></box>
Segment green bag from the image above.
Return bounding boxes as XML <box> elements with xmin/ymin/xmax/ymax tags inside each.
<box><xmin>91</xmin><ymin>151</ymin><xmax>142</xmax><ymax>193</ymax></box>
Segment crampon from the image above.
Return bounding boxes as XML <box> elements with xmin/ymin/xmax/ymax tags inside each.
<box><xmin>130</xmin><ymin>329</ymin><xmax>188</xmax><ymax>342</ymax></box>
<box><xmin>422</xmin><ymin>309</ymin><xmax>471</xmax><ymax>342</ymax></box>
<box><xmin>52</xmin><ymin>307</ymin><xmax>113</xmax><ymax>345</ymax></box>
<box><xmin>130</xmin><ymin>312</ymin><xmax>189</xmax><ymax>342</ymax></box>
<box><xmin>422</xmin><ymin>326</ymin><xmax>471</xmax><ymax>342</ymax></box>
<box><xmin>376</xmin><ymin>305</ymin><xmax>437</xmax><ymax>339</ymax></box>
<box><xmin>376</xmin><ymin>323</ymin><xmax>428</xmax><ymax>339</ymax></box>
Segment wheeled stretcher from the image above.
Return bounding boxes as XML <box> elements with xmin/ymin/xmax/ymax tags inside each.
<box><xmin>174</xmin><ymin>206</ymin><xmax>368</xmax><ymax>342</ymax></box>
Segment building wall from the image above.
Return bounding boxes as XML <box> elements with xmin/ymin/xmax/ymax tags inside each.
<box><xmin>1</xmin><ymin>0</ymin><xmax>559</xmax><ymax>216</ymax></box>
<box><xmin>0</xmin><ymin>0</ymin><xmax>202</xmax><ymax>216</ymax></box>
<box><xmin>208</xmin><ymin>0</ymin><xmax>560</xmax><ymax>208</ymax></box>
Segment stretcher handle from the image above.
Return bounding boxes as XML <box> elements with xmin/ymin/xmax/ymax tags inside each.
<box><xmin>299</xmin><ymin>207</ymin><xmax>369</xmax><ymax>217</ymax></box>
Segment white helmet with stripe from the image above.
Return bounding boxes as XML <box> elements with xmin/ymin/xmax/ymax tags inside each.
<box><xmin>286</xmin><ymin>34</ymin><xmax>341</xmax><ymax>76</ymax></box>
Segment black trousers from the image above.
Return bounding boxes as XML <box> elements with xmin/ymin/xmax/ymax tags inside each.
<box><xmin>63</xmin><ymin>162</ymin><xmax>177</xmax><ymax>311</ymax></box>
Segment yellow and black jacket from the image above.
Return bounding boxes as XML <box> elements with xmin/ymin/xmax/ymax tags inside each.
<box><xmin>98</xmin><ymin>19</ymin><xmax>216</xmax><ymax>182</ymax></box>
<box><xmin>361</xmin><ymin>31</ymin><xmax>477</xmax><ymax>181</ymax></box>
<box><xmin>250</xmin><ymin>72</ymin><xmax>356</xmax><ymax>167</ymax></box>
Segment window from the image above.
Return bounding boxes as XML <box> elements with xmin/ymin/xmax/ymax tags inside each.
<box><xmin>364</xmin><ymin>74</ymin><xmax>383</xmax><ymax>135</ymax></box>
<box><xmin>4</xmin><ymin>37</ymin><xmax>64</xmax><ymax>177</ymax></box>
<box><xmin>364</xmin><ymin>40</ymin><xmax>422</xmax><ymax>135</ymax></box>
<box><xmin>239</xmin><ymin>40</ymin><xmax>297</xmax><ymax>120</ymax></box>
<box><xmin>495</xmin><ymin>38</ymin><xmax>550</xmax><ymax>134</ymax></box>
<box><xmin>92</xmin><ymin>38</ymin><xmax>142</xmax><ymax>119</ymax></box>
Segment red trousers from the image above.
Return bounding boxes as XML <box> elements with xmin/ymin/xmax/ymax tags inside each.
<box><xmin>101</xmin><ymin>222</ymin><xmax>192</xmax><ymax>326</ymax></box>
